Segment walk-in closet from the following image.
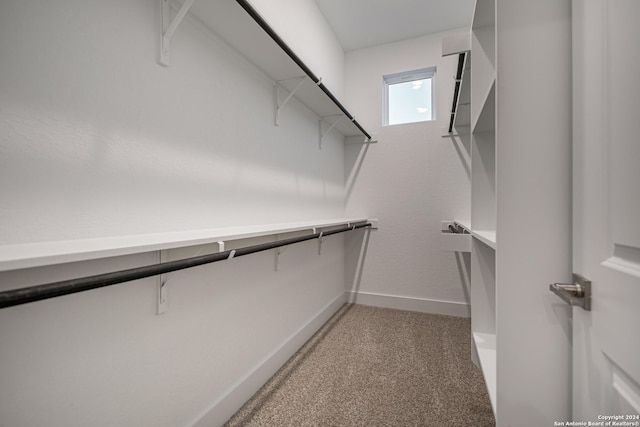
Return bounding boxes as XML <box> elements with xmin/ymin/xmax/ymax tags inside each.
<box><xmin>1</xmin><ymin>1</ymin><xmax>639</xmax><ymax>426</ymax></box>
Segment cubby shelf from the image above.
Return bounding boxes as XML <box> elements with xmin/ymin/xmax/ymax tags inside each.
<box><xmin>471</xmin><ymin>230</ymin><xmax>497</xmax><ymax>250</ymax></box>
<box><xmin>472</xmin><ymin>79</ymin><xmax>496</xmax><ymax>134</ymax></box>
<box><xmin>473</xmin><ymin>332</ymin><xmax>497</xmax><ymax>413</ymax></box>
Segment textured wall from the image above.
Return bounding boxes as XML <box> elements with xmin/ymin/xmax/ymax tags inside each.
<box><xmin>248</xmin><ymin>0</ymin><xmax>345</xmax><ymax>99</ymax></box>
<box><xmin>0</xmin><ymin>1</ymin><xmax>348</xmax><ymax>425</ymax></box>
<box><xmin>344</xmin><ymin>30</ymin><xmax>472</xmax><ymax>313</ymax></box>
<box><xmin>0</xmin><ymin>0</ymin><xmax>346</xmax><ymax>245</ymax></box>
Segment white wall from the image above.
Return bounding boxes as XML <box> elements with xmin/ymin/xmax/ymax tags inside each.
<box><xmin>344</xmin><ymin>30</ymin><xmax>472</xmax><ymax>316</ymax></box>
<box><xmin>248</xmin><ymin>0</ymin><xmax>345</xmax><ymax>99</ymax></box>
<box><xmin>0</xmin><ymin>1</ymin><xmax>350</xmax><ymax>426</ymax></box>
<box><xmin>0</xmin><ymin>234</ymin><xmax>348</xmax><ymax>427</ymax></box>
<box><xmin>0</xmin><ymin>0</ymin><xmax>346</xmax><ymax>245</ymax></box>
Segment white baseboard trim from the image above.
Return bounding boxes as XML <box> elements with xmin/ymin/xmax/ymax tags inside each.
<box><xmin>191</xmin><ymin>292</ymin><xmax>347</xmax><ymax>427</ymax></box>
<box><xmin>346</xmin><ymin>291</ymin><xmax>470</xmax><ymax>318</ymax></box>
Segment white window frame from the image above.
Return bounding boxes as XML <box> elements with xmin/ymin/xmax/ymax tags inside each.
<box><xmin>383</xmin><ymin>67</ymin><xmax>436</xmax><ymax>126</ymax></box>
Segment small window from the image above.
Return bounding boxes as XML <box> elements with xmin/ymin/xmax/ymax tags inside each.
<box><xmin>383</xmin><ymin>67</ymin><xmax>436</xmax><ymax>126</ymax></box>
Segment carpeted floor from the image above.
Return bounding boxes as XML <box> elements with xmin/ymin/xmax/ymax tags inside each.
<box><xmin>224</xmin><ymin>304</ymin><xmax>495</xmax><ymax>426</ymax></box>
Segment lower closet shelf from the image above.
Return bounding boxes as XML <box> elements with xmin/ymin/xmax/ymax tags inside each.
<box><xmin>0</xmin><ymin>218</ymin><xmax>370</xmax><ymax>272</ymax></box>
<box><xmin>440</xmin><ymin>221</ymin><xmax>471</xmax><ymax>252</ymax></box>
<box><xmin>473</xmin><ymin>332</ymin><xmax>497</xmax><ymax>414</ymax></box>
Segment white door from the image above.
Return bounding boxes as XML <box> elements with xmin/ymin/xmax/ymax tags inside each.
<box><xmin>571</xmin><ymin>0</ymin><xmax>640</xmax><ymax>422</ymax></box>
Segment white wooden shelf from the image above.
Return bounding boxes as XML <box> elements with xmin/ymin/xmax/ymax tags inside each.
<box><xmin>440</xmin><ymin>221</ymin><xmax>471</xmax><ymax>252</ymax></box>
<box><xmin>473</xmin><ymin>332</ymin><xmax>497</xmax><ymax>414</ymax></box>
<box><xmin>472</xmin><ymin>230</ymin><xmax>497</xmax><ymax>250</ymax></box>
<box><xmin>457</xmin><ymin>62</ymin><xmax>471</xmax><ymax>121</ymax></box>
<box><xmin>441</xmin><ymin>32</ymin><xmax>471</xmax><ymax>137</ymax></box>
<box><xmin>455</xmin><ymin>220</ymin><xmax>471</xmax><ymax>233</ymax></box>
<box><xmin>0</xmin><ymin>218</ymin><xmax>370</xmax><ymax>272</ymax></box>
<box><xmin>164</xmin><ymin>0</ymin><xmax>371</xmax><ymax>141</ymax></box>
<box><xmin>448</xmin><ymin>65</ymin><xmax>471</xmax><ymax>135</ymax></box>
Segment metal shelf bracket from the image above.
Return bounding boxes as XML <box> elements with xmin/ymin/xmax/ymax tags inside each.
<box><xmin>274</xmin><ymin>247</ymin><xmax>283</xmax><ymax>271</ymax></box>
<box><xmin>160</xmin><ymin>0</ymin><xmax>197</xmax><ymax>67</ymax></box>
<box><xmin>274</xmin><ymin>235</ymin><xmax>288</xmax><ymax>271</ymax></box>
<box><xmin>275</xmin><ymin>76</ymin><xmax>308</xmax><ymax>126</ymax></box>
<box><xmin>317</xmin><ymin>230</ymin><xmax>324</xmax><ymax>255</ymax></box>
<box><xmin>156</xmin><ymin>250</ymin><xmax>168</xmax><ymax>314</ymax></box>
<box><xmin>319</xmin><ymin>115</ymin><xmax>343</xmax><ymax>150</ymax></box>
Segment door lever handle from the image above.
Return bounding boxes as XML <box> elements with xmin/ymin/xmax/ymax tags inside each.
<box><xmin>550</xmin><ymin>283</ymin><xmax>584</xmax><ymax>297</ymax></box>
<box><xmin>549</xmin><ymin>273</ymin><xmax>591</xmax><ymax>311</ymax></box>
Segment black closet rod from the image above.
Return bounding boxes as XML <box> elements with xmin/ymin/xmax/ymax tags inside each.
<box><xmin>235</xmin><ymin>0</ymin><xmax>372</xmax><ymax>141</ymax></box>
<box><xmin>0</xmin><ymin>223</ymin><xmax>371</xmax><ymax>310</ymax></box>
<box><xmin>448</xmin><ymin>52</ymin><xmax>467</xmax><ymax>133</ymax></box>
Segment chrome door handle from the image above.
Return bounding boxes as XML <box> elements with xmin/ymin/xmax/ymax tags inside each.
<box><xmin>551</xmin><ymin>283</ymin><xmax>584</xmax><ymax>297</ymax></box>
<box><xmin>549</xmin><ymin>273</ymin><xmax>592</xmax><ymax>311</ymax></box>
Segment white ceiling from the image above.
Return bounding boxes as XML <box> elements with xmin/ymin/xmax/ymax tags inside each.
<box><xmin>315</xmin><ymin>0</ymin><xmax>475</xmax><ymax>51</ymax></box>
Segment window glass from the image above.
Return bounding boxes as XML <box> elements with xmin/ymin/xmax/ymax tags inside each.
<box><xmin>384</xmin><ymin>67</ymin><xmax>436</xmax><ymax>126</ymax></box>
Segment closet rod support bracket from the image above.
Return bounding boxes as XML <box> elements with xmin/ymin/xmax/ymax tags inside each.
<box><xmin>160</xmin><ymin>0</ymin><xmax>197</xmax><ymax>67</ymax></box>
<box><xmin>156</xmin><ymin>250</ymin><xmax>169</xmax><ymax>314</ymax></box>
<box><xmin>274</xmin><ymin>234</ymin><xmax>288</xmax><ymax>271</ymax></box>
<box><xmin>275</xmin><ymin>76</ymin><xmax>308</xmax><ymax>126</ymax></box>
<box><xmin>319</xmin><ymin>115</ymin><xmax>343</xmax><ymax>150</ymax></box>
<box><xmin>274</xmin><ymin>247</ymin><xmax>282</xmax><ymax>271</ymax></box>
<box><xmin>317</xmin><ymin>231</ymin><xmax>324</xmax><ymax>255</ymax></box>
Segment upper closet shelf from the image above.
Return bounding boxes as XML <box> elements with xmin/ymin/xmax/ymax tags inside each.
<box><xmin>442</xmin><ymin>32</ymin><xmax>471</xmax><ymax>135</ymax></box>
<box><xmin>161</xmin><ymin>0</ymin><xmax>373</xmax><ymax>141</ymax></box>
<box><xmin>455</xmin><ymin>57</ymin><xmax>471</xmax><ymax>128</ymax></box>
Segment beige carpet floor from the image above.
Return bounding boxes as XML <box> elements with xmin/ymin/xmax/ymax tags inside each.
<box><xmin>224</xmin><ymin>304</ymin><xmax>495</xmax><ymax>426</ymax></box>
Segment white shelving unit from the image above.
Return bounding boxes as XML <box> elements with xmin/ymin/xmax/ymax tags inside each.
<box><xmin>469</xmin><ymin>0</ymin><xmax>497</xmax><ymax>414</ymax></box>
<box><xmin>465</xmin><ymin>1</ymin><xmax>572</xmax><ymax>424</ymax></box>
<box><xmin>162</xmin><ymin>0</ymin><xmax>372</xmax><ymax>142</ymax></box>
